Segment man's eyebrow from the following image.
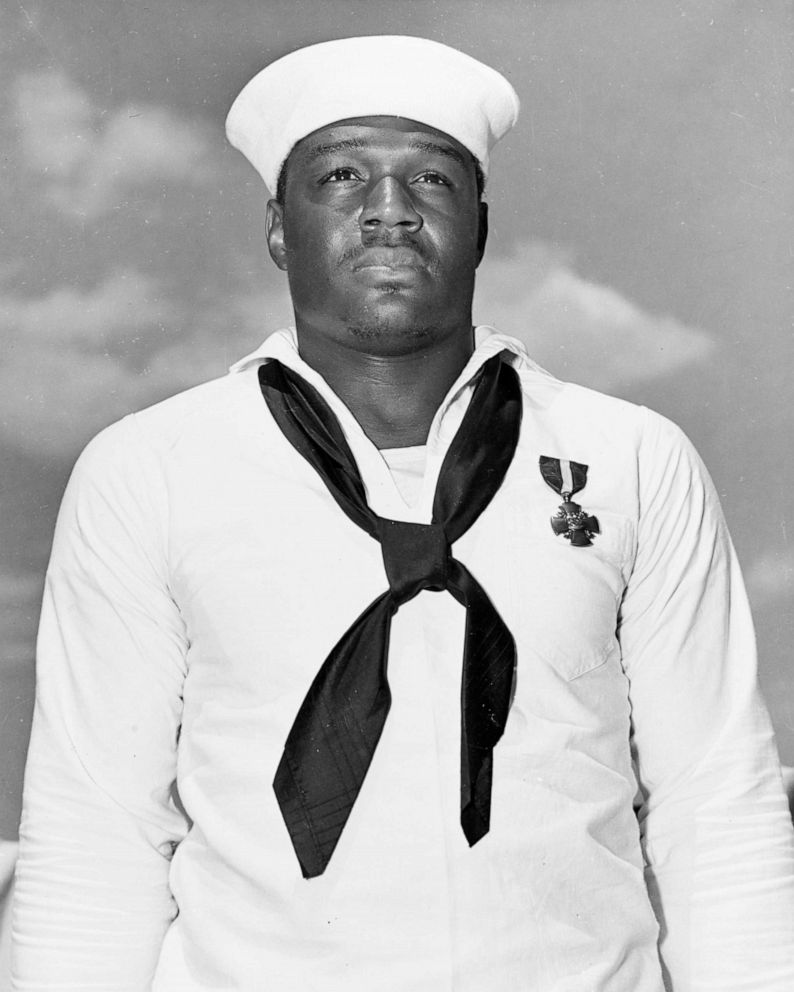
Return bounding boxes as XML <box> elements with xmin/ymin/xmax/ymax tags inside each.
<box><xmin>409</xmin><ymin>139</ymin><xmax>467</xmax><ymax>167</ymax></box>
<box><xmin>307</xmin><ymin>138</ymin><xmax>368</xmax><ymax>161</ymax></box>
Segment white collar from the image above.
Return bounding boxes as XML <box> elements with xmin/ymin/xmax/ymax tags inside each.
<box><xmin>230</xmin><ymin>324</ymin><xmax>544</xmax><ymax>381</ymax></box>
<box><xmin>229</xmin><ymin>325</ymin><xmax>553</xmax><ymax>521</ymax></box>
<box><xmin>230</xmin><ymin>324</ymin><xmax>553</xmax><ymax>447</ymax></box>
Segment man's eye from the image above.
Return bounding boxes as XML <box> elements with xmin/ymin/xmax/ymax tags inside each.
<box><xmin>322</xmin><ymin>168</ymin><xmax>360</xmax><ymax>184</ymax></box>
<box><xmin>414</xmin><ymin>172</ymin><xmax>450</xmax><ymax>186</ymax></box>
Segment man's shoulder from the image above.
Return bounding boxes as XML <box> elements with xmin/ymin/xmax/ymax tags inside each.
<box><xmin>514</xmin><ymin>359</ymin><xmax>694</xmax><ymax>469</ymax></box>
<box><xmin>516</xmin><ymin>362</ymin><xmax>645</xmax><ymax>436</ymax></box>
<box><xmin>134</xmin><ymin>368</ymin><xmax>254</xmax><ymax>439</ymax></box>
<box><xmin>72</xmin><ymin>368</ymin><xmax>260</xmax><ymax>489</ymax></box>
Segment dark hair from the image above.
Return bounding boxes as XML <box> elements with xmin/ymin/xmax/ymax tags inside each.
<box><xmin>275</xmin><ymin>160</ymin><xmax>289</xmax><ymax>207</ymax></box>
<box><xmin>274</xmin><ymin>157</ymin><xmax>486</xmax><ymax>207</ymax></box>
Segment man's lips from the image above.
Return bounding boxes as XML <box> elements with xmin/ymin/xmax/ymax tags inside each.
<box><xmin>349</xmin><ymin>246</ymin><xmax>427</xmax><ymax>270</ymax></box>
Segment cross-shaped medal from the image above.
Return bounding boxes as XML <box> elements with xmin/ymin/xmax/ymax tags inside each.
<box><xmin>550</xmin><ymin>496</ymin><xmax>600</xmax><ymax>547</ymax></box>
<box><xmin>539</xmin><ymin>456</ymin><xmax>600</xmax><ymax>548</ymax></box>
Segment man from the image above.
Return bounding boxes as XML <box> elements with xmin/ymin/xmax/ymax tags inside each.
<box><xmin>12</xmin><ymin>35</ymin><xmax>794</xmax><ymax>991</ymax></box>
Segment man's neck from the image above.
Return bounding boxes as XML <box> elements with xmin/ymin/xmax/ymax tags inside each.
<box><xmin>295</xmin><ymin>324</ymin><xmax>476</xmax><ymax>449</ymax></box>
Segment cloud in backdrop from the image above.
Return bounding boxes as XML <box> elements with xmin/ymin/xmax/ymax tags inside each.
<box><xmin>14</xmin><ymin>70</ymin><xmax>214</xmax><ymax>219</ymax></box>
<box><xmin>473</xmin><ymin>243</ymin><xmax>716</xmax><ymax>391</ymax></box>
<box><xmin>745</xmin><ymin>550</ymin><xmax>794</xmax><ymax>610</ymax></box>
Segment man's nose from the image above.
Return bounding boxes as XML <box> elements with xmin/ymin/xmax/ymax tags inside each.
<box><xmin>359</xmin><ymin>176</ymin><xmax>423</xmax><ymax>234</ymax></box>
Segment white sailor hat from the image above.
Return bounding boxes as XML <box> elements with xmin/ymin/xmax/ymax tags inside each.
<box><xmin>225</xmin><ymin>35</ymin><xmax>520</xmax><ymax>193</ymax></box>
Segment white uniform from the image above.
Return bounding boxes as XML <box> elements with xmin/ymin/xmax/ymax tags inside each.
<box><xmin>13</xmin><ymin>328</ymin><xmax>794</xmax><ymax>991</ymax></box>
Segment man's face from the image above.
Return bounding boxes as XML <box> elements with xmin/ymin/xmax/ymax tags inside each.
<box><xmin>266</xmin><ymin>116</ymin><xmax>488</xmax><ymax>357</ymax></box>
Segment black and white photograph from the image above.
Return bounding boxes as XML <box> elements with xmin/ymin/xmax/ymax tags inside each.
<box><xmin>1</xmin><ymin>2</ymin><xmax>793</xmax><ymax>988</ymax></box>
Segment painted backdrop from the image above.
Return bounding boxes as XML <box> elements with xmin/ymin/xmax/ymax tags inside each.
<box><xmin>1</xmin><ymin>1</ymin><xmax>792</xmax><ymax>849</ymax></box>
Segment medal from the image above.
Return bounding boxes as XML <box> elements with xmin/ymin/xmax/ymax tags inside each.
<box><xmin>539</xmin><ymin>456</ymin><xmax>599</xmax><ymax>547</ymax></box>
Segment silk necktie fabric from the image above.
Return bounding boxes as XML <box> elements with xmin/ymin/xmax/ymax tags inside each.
<box><xmin>258</xmin><ymin>352</ymin><xmax>522</xmax><ymax>878</ymax></box>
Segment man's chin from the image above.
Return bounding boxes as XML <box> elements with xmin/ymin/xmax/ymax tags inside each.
<box><xmin>344</xmin><ymin>319</ymin><xmax>439</xmax><ymax>350</ymax></box>
<box><xmin>338</xmin><ymin>290</ymin><xmax>475</xmax><ymax>355</ymax></box>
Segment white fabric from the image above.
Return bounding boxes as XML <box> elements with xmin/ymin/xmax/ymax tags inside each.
<box><xmin>12</xmin><ymin>327</ymin><xmax>794</xmax><ymax>991</ymax></box>
<box><xmin>225</xmin><ymin>36</ymin><xmax>520</xmax><ymax>191</ymax></box>
<box><xmin>380</xmin><ymin>445</ymin><xmax>427</xmax><ymax>506</ymax></box>
<box><xmin>0</xmin><ymin>842</ymin><xmax>16</xmax><ymax>992</ymax></box>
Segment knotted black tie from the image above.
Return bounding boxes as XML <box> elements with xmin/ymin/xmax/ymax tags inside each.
<box><xmin>259</xmin><ymin>352</ymin><xmax>522</xmax><ymax>878</ymax></box>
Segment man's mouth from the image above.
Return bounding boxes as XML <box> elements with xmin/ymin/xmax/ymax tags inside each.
<box><xmin>351</xmin><ymin>246</ymin><xmax>426</xmax><ymax>271</ymax></box>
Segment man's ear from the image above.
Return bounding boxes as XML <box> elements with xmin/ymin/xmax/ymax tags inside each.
<box><xmin>266</xmin><ymin>200</ymin><xmax>288</xmax><ymax>271</ymax></box>
<box><xmin>475</xmin><ymin>201</ymin><xmax>489</xmax><ymax>267</ymax></box>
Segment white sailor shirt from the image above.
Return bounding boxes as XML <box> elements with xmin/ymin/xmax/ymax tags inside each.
<box><xmin>13</xmin><ymin>327</ymin><xmax>794</xmax><ymax>991</ymax></box>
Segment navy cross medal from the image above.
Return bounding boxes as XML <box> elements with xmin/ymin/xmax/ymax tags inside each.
<box><xmin>539</xmin><ymin>456</ymin><xmax>600</xmax><ymax>548</ymax></box>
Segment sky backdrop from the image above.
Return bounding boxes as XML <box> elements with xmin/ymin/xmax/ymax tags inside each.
<box><xmin>1</xmin><ymin>0</ymin><xmax>792</xmax><ymax>840</ymax></box>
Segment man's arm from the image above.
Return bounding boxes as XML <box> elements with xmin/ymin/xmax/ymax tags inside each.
<box><xmin>620</xmin><ymin>408</ymin><xmax>794</xmax><ymax>990</ymax></box>
<box><xmin>12</xmin><ymin>416</ymin><xmax>189</xmax><ymax>990</ymax></box>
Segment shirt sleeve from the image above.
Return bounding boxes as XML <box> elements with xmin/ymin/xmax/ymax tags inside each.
<box><xmin>12</xmin><ymin>415</ymin><xmax>189</xmax><ymax>991</ymax></box>
<box><xmin>619</xmin><ymin>408</ymin><xmax>794</xmax><ymax>991</ymax></box>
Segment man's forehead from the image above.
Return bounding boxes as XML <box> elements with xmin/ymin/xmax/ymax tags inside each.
<box><xmin>292</xmin><ymin>116</ymin><xmax>472</xmax><ymax>166</ymax></box>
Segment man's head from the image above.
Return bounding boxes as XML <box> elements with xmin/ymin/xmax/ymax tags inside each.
<box><xmin>226</xmin><ymin>36</ymin><xmax>518</xmax><ymax>356</ymax></box>
<box><xmin>264</xmin><ymin>114</ymin><xmax>488</xmax><ymax>357</ymax></box>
